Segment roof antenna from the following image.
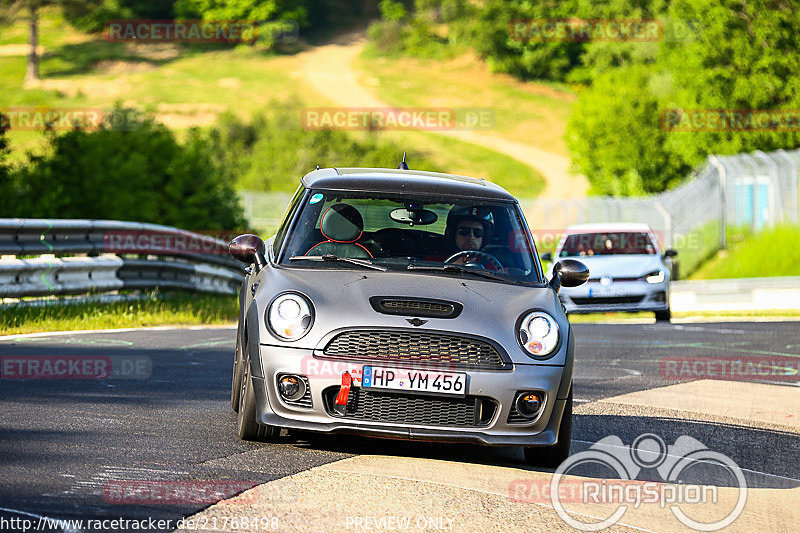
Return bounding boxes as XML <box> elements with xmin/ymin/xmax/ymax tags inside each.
<box><xmin>398</xmin><ymin>152</ymin><xmax>409</xmax><ymax>170</ymax></box>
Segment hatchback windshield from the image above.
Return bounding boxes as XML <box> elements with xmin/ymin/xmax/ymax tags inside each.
<box><xmin>559</xmin><ymin>232</ymin><xmax>656</xmax><ymax>257</ymax></box>
<box><xmin>278</xmin><ymin>190</ymin><xmax>540</xmax><ymax>283</ymax></box>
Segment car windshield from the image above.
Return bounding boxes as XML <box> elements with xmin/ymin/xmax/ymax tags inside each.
<box><xmin>559</xmin><ymin>232</ymin><xmax>656</xmax><ymax>256</ymax></box>
<box><xmin>278</xmin><ymin>190</ymin><xmax>541</xmax><ymax>283</ymax></box>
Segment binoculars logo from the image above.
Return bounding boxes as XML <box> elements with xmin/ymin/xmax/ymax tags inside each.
<box><xmin>550</xmin><ymin>433</ymin><xmax>747</xmax><ymax>531</ymax></box>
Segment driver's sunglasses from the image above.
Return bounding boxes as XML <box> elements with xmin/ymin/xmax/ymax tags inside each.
<box><xmin>457</xmin><ymin>227</ymin><xmax>484</xmax><ymax>238</ymax></box>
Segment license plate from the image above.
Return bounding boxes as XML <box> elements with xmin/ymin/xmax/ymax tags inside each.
<box><xmin>362</xmin><ymin>366</ymin><xmax>467</xmax><ymax>396</ymax></box>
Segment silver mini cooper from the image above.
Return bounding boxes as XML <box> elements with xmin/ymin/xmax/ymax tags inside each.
<box><xmin>228</xmin><ymin>167</ymin><xmax>588</xmax><ymax>466</ymax></box>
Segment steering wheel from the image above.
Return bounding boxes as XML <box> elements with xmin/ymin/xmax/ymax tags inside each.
<box><xmin>444</xmin><ymin>250</ymin><xmax>504</xmax><ymax>272</ymax></box>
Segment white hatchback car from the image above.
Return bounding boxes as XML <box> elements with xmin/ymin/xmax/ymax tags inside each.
<box><xmin>543</xmin><ymin>223</ymin><xmax>677</xmax><ymax>321</ymax></box>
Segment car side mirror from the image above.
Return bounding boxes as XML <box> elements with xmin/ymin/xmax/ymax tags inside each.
<box><xmin>540</xmin><ymin>252</ymin><xmax>552</xmax><ymax>262</ymax></box>
<box><xmin>548</xmin><ymin>259</ymin><xmax>589</xmax><ymax>293</ymax></box>
<box><xmin>663</xmin><ymin>249</ymin><xmax>678</xmax><ymax>258</ymax></box>
<box><xmin>229</xmin><ymin>234</ymin><xmax>267</xmax><ymax>271</ymax></box>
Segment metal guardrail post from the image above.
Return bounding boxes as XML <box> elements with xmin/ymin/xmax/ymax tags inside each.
<box><xmin>708</xmin><ymin>155</ymin><xmax>727</xmax><ymax>249</ymax></box>
<box><xmin>774</xmin><ymin>149</ymin><xmax>799</xmax><ymax>223</ymax></box>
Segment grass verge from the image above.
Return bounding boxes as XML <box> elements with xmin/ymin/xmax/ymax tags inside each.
<box><xmin>0</xmin><ymin>291</ymin><xmax>237</xmax><ymax>335</ymax></box>
<box><xmin>690</xmin><ymin>225</ymin><xmax>800</xmax><ymax>279</ymax></box>
<box><xmin>569</xmin><ymin>309</ymin><xmax>800</xmax><ymax>323</ymax></box>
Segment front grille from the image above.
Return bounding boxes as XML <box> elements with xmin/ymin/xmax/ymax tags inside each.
<box><xmin>324</xmin><ymin>387</ymin><xmax>496</xmax><ymax>427</ymax></box>
<box><xmin>322</xmin><ymin>329</ymin><xmax>508</xmax><ymax>369</ymax></box>
<box><xmin>571</xmin><ymin>295</ymin><xmax>644</xmax><ymax>305</ymax></box>
<box><xmin>369</xmin><ymin>297</ymin><xmax>462</xmax><ymax>318</ymax></box>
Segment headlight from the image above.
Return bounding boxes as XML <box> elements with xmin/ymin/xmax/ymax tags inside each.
<box><xmin>267</xmin><ymin>293</ymin><xmax>313</xmax><ymax>341</ymax></box>
<box><xmin>518</xmin><ymin>311</ymin><xmax>559</xmax><ymax>357</ymax></box>
<box><xmin>645</xmin><ymin>270</ymin><xmax>666</xmax><ymax>284</ymax></box>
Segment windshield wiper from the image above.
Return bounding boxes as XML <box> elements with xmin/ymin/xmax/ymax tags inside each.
<box><xmin>289</xmin><ymin>254</ymin><xmax>387</xmax><ymax>271</ymax></box>
<box><xmin>407</xmin><ymin>263</ymin><xmax>512</xmax><ymax>282</ymax></box>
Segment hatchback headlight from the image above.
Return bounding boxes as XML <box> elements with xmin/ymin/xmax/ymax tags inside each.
<box><xmin>645</xmin><ymin>270</ymin><xmax>666</xmax><ymax>284</ymax></box>
<box><xmin>518</xmin><ymin>312</ymin><xmax>559</xmax><ymax>357</ymax></box>
<box><xmin>267</xmin><ymin>293</ymin><xmax>314</xmax><ymax>341</ymax></box>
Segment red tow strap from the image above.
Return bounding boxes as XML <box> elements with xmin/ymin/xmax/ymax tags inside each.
<box><xmin>335</xmin><ymin>372</ymin><xmax>352</xmax><ymax>406</ymax></box>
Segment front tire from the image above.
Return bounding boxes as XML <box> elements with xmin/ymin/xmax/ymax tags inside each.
<box><xmin>523</xmin><ymin>387</ymin><xmax>572</xmax><ymax>468</ymax></box>
<box><xmin>237</xmin><ymin>339</ymin><xmax>279</xmax><ymax>441</ymax></box>
<box><xmin>231</xmin><ymin>338</ymin><xmax>244</xmax><ymax>412</ymax></box>
<box><xmin>655</xmin><ymin>308</ymin><xmax>672</xmax><ymax>322</ymax></box>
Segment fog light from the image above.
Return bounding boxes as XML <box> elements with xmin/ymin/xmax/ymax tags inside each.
<box><xmin>278</xmin><ymin>375</ymin><xmax>306</xmax><ymax>401</ymax></box>
<box><xmin>515</xmin><ymin>392</ymin><xmax>543</xmax><ymax>418</ymax></box>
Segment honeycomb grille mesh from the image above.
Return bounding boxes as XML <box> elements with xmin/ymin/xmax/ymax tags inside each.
<box><xmin>322</xmin><ymin>330</ymin><xmax>506</xmax><ymax>369</ymax></box>
<box><xmin>329</xmin><ymin>388</ymin><xmax>495</xmax><ymax>427</ymax></box>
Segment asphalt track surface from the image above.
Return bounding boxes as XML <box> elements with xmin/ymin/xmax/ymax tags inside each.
<box><xmin>0</xmin><ymin>322</ymin><xmax>798</xmax><ymax>532</ymax></box>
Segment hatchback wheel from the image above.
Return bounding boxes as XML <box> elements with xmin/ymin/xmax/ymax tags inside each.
<box><xmin>655</xmin><ymin>308</ymin><xmax>672</xmax><ymax>322</ymax></box>
<box><xmin>231</xmin><ymin>338</ymin><xmax>244</xmax><ymax>412</ymax></box>
<box><xmin>238</xmin><ymin>339</ymin><xmax>279</xmax><ymax>441</ymax></box>
<box><xmin>523</xmin><ymin>387</ymin><xmax>572</xmax><ymax>468</ymax></box>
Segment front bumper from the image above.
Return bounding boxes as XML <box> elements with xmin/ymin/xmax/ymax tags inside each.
<box><xmin>250</xmin><ymin>345</ymin><xmax>570</xmax><ymax>447</ymax></box>
<box><xmin>560</xmin><ymin>281</ymin><xmax>670</xmax><ymax>314</ymax></box>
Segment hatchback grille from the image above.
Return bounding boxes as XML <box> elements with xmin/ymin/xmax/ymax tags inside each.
<box><xmin>321</xmin><ymin>329</ymin><xmax>508</xmax><ymax>369</ymax></box>
<box><xmin>571</xmin><ymin>295</ymin><xmax>644</xmax><ymax>305</ymax></box>
<box><xmin>324</xmin><ymin>387</ymin><xmax>496</xmax><ymax>427</ymax></box>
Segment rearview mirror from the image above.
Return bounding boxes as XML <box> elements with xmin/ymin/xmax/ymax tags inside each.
<box><xmin>229</xmin><ymin>234</ymin><xmax>267</xmax><ymax>271</ymax></box>
<box><xmin>548</xmin><ymin>259</ymin><xmax>589</xmax><ymax>293</ymax></box>
<box><xmin>663</xmin><ymin>249</ymin><xmax>678</xmax><ymax>258</ymax></box>
<box><xmin>540</xmin><ymin>252</ymin><xmax>552</xmax><ymax>262</ymax></box>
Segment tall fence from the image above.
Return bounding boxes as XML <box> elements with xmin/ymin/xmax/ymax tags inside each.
<box><xmin>520</xmin><ymin>149</ymin><xmax>800</xmax><ymax>275</ymax></box>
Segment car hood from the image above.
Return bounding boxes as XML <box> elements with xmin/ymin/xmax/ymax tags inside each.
<box><xmin>551</xmin><ymin>254</ymin><xmax>664</xmax><ymax>279</ymax></box>
<box><xmin>252</xmin><ymin>266</ymin><xmax>568</xmax><ymax>366</ymax></box>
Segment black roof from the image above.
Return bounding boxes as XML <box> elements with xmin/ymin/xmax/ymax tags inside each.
<box><xmin>300</xmin><ymin>168</ymin><xmax>517</xmax><ymax>202</ymax></box>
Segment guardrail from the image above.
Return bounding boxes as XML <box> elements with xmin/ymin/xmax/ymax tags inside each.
<box><xmin>671</xmin><ymin>277</ymin><xmax>800</xmax><ymax>312</ymax></box>
<box><xmin>0</xmin><ymin>219</ymin><xmax>244</xmax><ymax>298</ymax></box>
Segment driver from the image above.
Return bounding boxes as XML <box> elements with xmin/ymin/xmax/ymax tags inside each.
<box><xmin>425</xmin><ymin>206</ymin><xmax>496</xmax><ymax>267</ymax></box>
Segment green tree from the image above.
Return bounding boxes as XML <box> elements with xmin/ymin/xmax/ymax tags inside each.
<box><xmin>660</xmin><ymin>0</ymin><xmax>800</xmax><ymax>165</ymax></box>
<box><xmin>0</xmin><ymin>0</ymin><xmax>102</xmax><ymax>82</ymax></box>
<box><xmin>8</xmin><ymin>108</ymin><xmax>244</xmax><ymax>230</ymax></box>
<box><xmin>567</xmin><ymin>65</ymin><xmax>689</xmax><ymax>195</ymax></box>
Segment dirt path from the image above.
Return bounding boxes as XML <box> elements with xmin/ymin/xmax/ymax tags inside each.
<box><xmin>296</xmin><ymin>33</ymin><xmax>588</xmax><ymax>199</ymax></box>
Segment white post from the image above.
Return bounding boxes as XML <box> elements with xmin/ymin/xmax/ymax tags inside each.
<box><xmin>708</xmin><ymin>155</ymin><xmax>727</xmax><ymax>249</ymax></box>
